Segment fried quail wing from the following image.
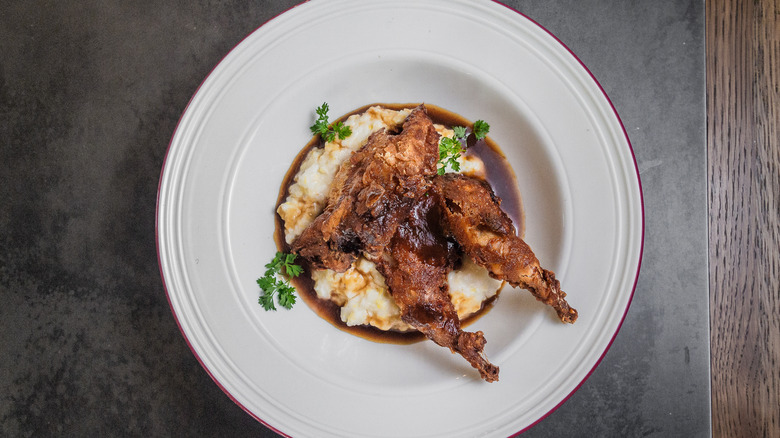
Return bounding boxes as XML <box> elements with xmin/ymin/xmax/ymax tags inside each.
<box><xmin>433</xmin><ymin>173</ymin><xmax>578</xmax><ymax>323</ymax></box>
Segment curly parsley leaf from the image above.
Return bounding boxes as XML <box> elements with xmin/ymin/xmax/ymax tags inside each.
<box><xmin>277</xmin><ymin>283</ymin><xmax>297</xmax><ymax>309</ymax></box>
<box><xmin>257</xmin><ymin>251</ymin><xmax>302</xmax><ymax>311</ymax></box>
<box><xmin>437</xmin><ymin>119</ymin><xmax>491</xmax><ymax>174</ymax></box>
<box><xmin>257</xmin><ymin>278</ymin><xmax>279</xmax><ymax>311</ymax></box>
<box><xmin>438</xmin><ymin>135</ymin><xmax>464</xmax><ymax>175</ymax></box>
<box><xmin>281</xmin><ymin>253</ymin><xmax>303</xmax><ymax>277</ymax></box>
<box><xmin>473</xmin><ymin>120</ymin><xmax>490</xmax><ymax>140</ymax></box>
<box><xmin>329</xmin><ymin>121</ymin><xmax>352</xmax><ymax>142</ymax></box>
<box><xmin>452</xmin><ymin>126</ymin><xmax>467</xmax><ymax>139</ymax></box>
<box><xmin>309</xmin><ymin>103</ymin><xmax>330</xmax><ymax>136</ymax></box>
<box><xmin>309</xmin><ymin>102</ymin><xmax>352</xmax><ymax>143</ymax></box>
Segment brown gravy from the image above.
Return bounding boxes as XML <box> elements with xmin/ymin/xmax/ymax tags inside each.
<box><xmin>274</xmin><ymin>103</ymin><xmax>524</xmax><ymax>344</ymax></box>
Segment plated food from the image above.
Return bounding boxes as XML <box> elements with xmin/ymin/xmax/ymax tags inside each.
<box><xmin>158</xmin><ymin>1</ymin><xmax>643</xmax><ymax>435</ymax></box>
<box><xmin>272</xmin><ymin>103</ymin><xmax>578</xmax><ymax>382</ymax></box>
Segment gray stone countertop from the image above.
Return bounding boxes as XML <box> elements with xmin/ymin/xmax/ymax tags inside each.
<box><xmin>0</xmin><ymin>1</ymin><xmax>709</xmax><ymax>436</ymax></box>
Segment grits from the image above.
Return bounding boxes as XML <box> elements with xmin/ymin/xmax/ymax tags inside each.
<box><xmin>278</xmin><ymin>106</ymin><xmax>502</xmax><ymax>332</ymax></box>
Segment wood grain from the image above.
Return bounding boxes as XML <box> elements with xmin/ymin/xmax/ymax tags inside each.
<box><xmin>707</xmin><ymin>0</ymin><xmax>780</xmax><ymax>436</ymax></box>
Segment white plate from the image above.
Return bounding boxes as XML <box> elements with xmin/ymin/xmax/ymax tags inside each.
<box><xmin>157</xmin><ymin>0</ymin><xmax>644</xmax><ymax>436</ymax></box>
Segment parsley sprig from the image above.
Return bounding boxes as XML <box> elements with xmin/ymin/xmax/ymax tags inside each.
<box><xmin>310</xmin><ymin>102</ymin><xmax>352</xmax><ymax>142</ymax></box>
<box><xmin>472</xmin><ymin>120</ymin><xmax>490</xmax><ymax>140</ymax></box>
<box><xmin>438</xmin><ymin>135</ymin><xmax>465</xmax><ymax>175</ymax></box>
<box><xmin>437</xmin><ymin>120</ymin><xmax>490</xmax><ymax>175</ymax></box>
<box><xmin>257</xmin><ymin>252</ymin><xmax>302</xmax><ymax>311</ymax></box>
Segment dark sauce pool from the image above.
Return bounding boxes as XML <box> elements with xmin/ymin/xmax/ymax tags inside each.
<box><xmin>274</xmin><ymin>103</ymin><xmax>524</xmax><ymax>344</ymax></box>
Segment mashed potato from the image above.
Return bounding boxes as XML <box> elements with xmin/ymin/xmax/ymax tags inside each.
<box><xmin>278</xmin><ymin>106</ymin><xmax>502</xmax><ymax>331</ymax></box>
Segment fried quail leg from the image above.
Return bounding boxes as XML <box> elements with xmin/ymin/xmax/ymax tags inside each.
<box><xmin>433</xmin><ymin>173</ymin><xmax>578</xmax><ymax>323</ymax></box>
<box><xmin>375</xmin><ymin>195</ymin><xmax>499</xmax><ymax>382</ymax></box>
<box><xmin>378</xmin><ymin>257</ymin><xmax>499</xmax><ymax>382</ymax></box>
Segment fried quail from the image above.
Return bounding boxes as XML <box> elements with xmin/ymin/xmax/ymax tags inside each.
<box><xmin>290</xmin><ymin>105</ymin><xmax>575</xmax><ymax>382</ymax></box>
<box><xmin>292</xmin><ymin>106</ymin><xmax>500</xmax><ymax>381</ymax></box>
